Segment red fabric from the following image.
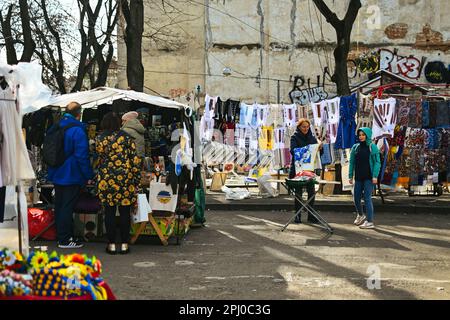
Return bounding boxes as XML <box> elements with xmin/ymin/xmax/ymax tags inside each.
<box><xmin>27</xmin><ymin>208</ymin><xmax>56</xmax><ymax>240</ymax></box>
<box><xmin>0</xmin><ymin>282</ymin><xmax>116</xmax><ymax>300</ymax></box>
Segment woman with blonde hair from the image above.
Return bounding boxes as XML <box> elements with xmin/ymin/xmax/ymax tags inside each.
<box><xmin>95</xmin><ymin>112</ymin><xmax>142</xmax><ymax>254</ymax></box>
<box><xmin>289</xmin><ymin>118</ymin><xmax>322</xmax><ymax>223</ymax></box>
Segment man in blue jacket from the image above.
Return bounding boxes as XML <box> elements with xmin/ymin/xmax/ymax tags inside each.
<box><xmin>48</xmin><ymin>102</ymin><xmax>94</xmax><ymax>248</ymax></box>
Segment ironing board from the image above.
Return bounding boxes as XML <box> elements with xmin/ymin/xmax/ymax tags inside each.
<box><xmin>281</xmin><ymin>178</ymin><xmax>333</xmax><ymax>234</ymax></box>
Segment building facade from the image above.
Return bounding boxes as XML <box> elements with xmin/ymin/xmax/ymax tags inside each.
<box><xmin>117</xmin><ymin>0</ymin><xmax>450</xmax><ymax>105</ymax></box>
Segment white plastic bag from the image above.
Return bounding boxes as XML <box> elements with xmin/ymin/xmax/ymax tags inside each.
<box><xmin>133</xmin><ymin>194</ymin><xmax>152</xmax><ymax>223</ymax></box>
<box><xmin>221</xmin><ymin>186</ymin><xmax>251</xmax><ymax>200</ymax></box>
<box><xmin>257</xmin><ymin>173</ymin><xmax>279</xmax><ymax>198</ymax></box>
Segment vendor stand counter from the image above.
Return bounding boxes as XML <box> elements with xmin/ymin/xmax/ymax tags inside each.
<box><xmin>130</xmin><ymin>204</ymin><xmax>195</xmax><ymax>245</ymax></box>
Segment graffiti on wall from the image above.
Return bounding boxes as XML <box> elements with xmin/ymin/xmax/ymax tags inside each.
<box><xmin>347</xmin><ymin>51</ymin><xmax>380</xmax><ymax>79</ymax></box>
<box><xmin>379</xmin><ymin>48</ymin><xmax>426</xmax><ymax>79</ymax></box>
<box><xmin>424</xmin><ymin>61</ymin><xmax>450</xmax><ymax>84</ymax></box>
<box><xmin>289</xmin><ymin>67</ymin><xmax>330</xmax><ymax>104</ymax></box>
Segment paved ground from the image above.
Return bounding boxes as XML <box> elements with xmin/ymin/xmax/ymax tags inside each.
<box><xmin>27</xmin><ymin>209</ymin><xmax>450</xmax><ymax>300</ymax></box>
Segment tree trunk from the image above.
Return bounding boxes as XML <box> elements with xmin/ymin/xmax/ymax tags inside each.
<box><xmin>333</xmin><ymin>32</ymin><xmax>351</xmax><ymax>96</ymax></box>
<box><xmin>18</xmin><ymin>0</ymin><xmax>35</xmax><ymax>62</ymax></box>
<box><xmin>122</xmin><ymin>0</ymin><xmax>144</xmax><ymax>92</ymax></box>
<box><xmin>312</xmin><ymin>0</ymin><xmax>361</xmax><ymax>96</ymax></box>
<box><xmin>0</xmin><ymin>6</ymin><xmax>18</xmax><ymax>65</ymax></box>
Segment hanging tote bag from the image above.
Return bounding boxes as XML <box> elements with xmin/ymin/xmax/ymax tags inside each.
<box><xmin>149</xmin><ymin>182</ymin><xmax>178</xmax><ymax>212</ymax></box>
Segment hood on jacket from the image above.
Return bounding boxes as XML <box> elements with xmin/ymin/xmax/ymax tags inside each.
<box><xmin>357</xmin><ymin>127</ymin><xmax>372</xmax><ymax>146</ymax></box>
<box><xmin>122</xmin><ymin>118</ymin><xmax>145</xmax><ymax>134</ymax></box>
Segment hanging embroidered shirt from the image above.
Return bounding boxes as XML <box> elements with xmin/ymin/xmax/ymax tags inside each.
<box><xmin>256</xmin><ymin>104</ymin><xmax>269</xmax><ymax>127</ymax></box>
<box><xmin>204</xmin><ymin>95</ymin><xmax>218</xmax><ymax>121</ymax></box>
<box><xmin>268</xmin><ymin>104</ymin><xmax>284</xmax><ymax>127</ymax></box>
<box><xmin>240</xmin><ymin>103</ymin><xmax>254</xmax><ymax>126</ymax></box>
<box><xmin>372</xmin><ymin>97</ymin><xmax>397</xmax><ymax>140</ymax></box>
<box><xmin>311</xmin><ymin>100</ymin><xmax>327</xmax><ymax>127</ymax></box>
<box><xmin>283</xmin><ymin>104</ymin><xmax>297</xmax><ymax>128</ymax></box>
<box><xmin>356</xmin><ymin>93</ymin><xmax>374</xmax><ymax>132</ymax></box>
<box><xmin>259</xmin><ymin>126</ymin><xmax>274</xmax><ymax>151</ymax></box>
<box><xmin>324</xmin><ymin>97</ymin><xmax>341</xmax><ymax>144</ymax></box>
<box><xmin>236</xmin><ymin>124</ymin><xmax>246</xmax><ymax>149</ymax></box>
<box><xmin>335</xmin><ymin>93</ymin><xmax>357</xmax><ymax>149</ymax></box>
<box><xmin>223</xmin><ymin>122</ymin><xmax>235</xmax><ymax>146</ymax></box>
<box><xmin>199</xmin><ymin>114</ymin><xmax>214</xmax><ymax>142</ymax></box>
<box><xmin>274</xmin><ymin>127</ymin><xmax>285</xmax><ymax>150</ymax></box>
<box><xmin>397</xmin><ymin>99</ymin><xmax>410</xmax><ymax>127</ymax></box>
<box><xmin>297</xmin><ymin>104</ymin><xmax>309</xmax><ymax>120</ymax></box>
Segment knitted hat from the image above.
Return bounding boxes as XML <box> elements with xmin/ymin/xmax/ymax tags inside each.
<box><xmin>122</xmin><ymin>111</ymin><xmax>139</xmax><ymax>121</ymax></box>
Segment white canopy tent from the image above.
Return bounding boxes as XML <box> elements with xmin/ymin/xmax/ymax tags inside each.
<box><xmin>44</xmin><ymin>87</ymin><xmax>189</xmax><ymax>111</ymax></box>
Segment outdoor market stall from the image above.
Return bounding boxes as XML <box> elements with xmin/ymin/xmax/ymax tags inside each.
<box><xmin>21</xmin><ymin>86</ymin><xmax>205</xmax><ymax>246</ymax></box>
<box><xmin>199</xmin><ymin>69</ymin><xmax>449</xmax><ymax>200</ymax></box>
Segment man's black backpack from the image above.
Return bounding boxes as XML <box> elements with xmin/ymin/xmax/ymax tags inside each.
<box><xmin>42</xmin><ymin>122</ymin><xmax>78</xmax><ymax>167</ymax></box>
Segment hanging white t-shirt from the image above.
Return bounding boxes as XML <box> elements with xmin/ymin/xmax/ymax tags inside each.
<box><xmin>373</xmin><ymin>98</ymin><xmax>397</xmax><ymax>140</ymax></box>
<box><xmin>325</xmin><ymin>97</ymin><xmax>340</xmax><ymax>144</ymax></box>
<box><xmin>283</xmin><ymin>104</ymin><xmax>297</xmax><ymax>128</ymax></box>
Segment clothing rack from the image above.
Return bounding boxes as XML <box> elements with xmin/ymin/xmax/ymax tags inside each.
<box><xmin>0</xmin><ymin>84</ymin><xmax>25</xmax><ymax>255</ymax></box>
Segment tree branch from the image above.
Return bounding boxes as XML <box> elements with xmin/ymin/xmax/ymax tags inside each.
<box><xmin>344</xmin><ymin>0</ymin><xmax>362</xmax><ymax>31</ymax></box>
<box><xmin>312</xmin><ymin>0</ymin><xmax>342</xmax><ymax>29</ymax></box>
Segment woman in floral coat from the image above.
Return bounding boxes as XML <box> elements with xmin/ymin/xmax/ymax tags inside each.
<box><xmin>95</xmin><ymin>112</ymin><xmax>141</xmax><ymax>255</ymax></box>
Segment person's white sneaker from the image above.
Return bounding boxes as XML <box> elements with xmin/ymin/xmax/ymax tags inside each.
<box><xmin>354</xmin><ymin>215</ymin><xmax>366</xmax><ymax>226</ymax></box>
<box><xmin>359</xmin><ymin>221</ymin><xmax>375</xmax><ymax>229</ymax></box>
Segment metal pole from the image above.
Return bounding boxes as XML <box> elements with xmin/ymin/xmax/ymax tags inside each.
<box><xmin>277</xmin><ymin>80</ymin><xmax>280</xmax><ymax>104</ymax></box>
<box><xmin>16</xmin><ymin>185</ymin><xmax>22</xmax><ymax>255</ymax></box>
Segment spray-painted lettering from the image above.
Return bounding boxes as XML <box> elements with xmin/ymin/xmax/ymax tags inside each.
<box><xmin>380</xmin><ymin>49</ymin><xmax>424</xmax><ymax>79</ymax></box>
<box><xmin>289</xmin><ymin>68</ymin><xmax>330</xmax><ymax>104</ymax></box>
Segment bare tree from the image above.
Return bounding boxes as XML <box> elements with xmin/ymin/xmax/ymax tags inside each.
<box><xmin>0</xmin><ymin>0</ymin><xmax>36</xmax><ymax>64</ymax></box>
<box><xmin>312</xmin><ymin>0</ymin><xmax>362</xmax><ymax>96</ymax></box>
<box><xmin>1</xmin><ymin>0</ymin><xmax>119</xmax><ymax>93</ymax></box>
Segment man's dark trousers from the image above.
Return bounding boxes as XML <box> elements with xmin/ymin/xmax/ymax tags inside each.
<box><xmin>54</xmin><ymin>184</ymin><xmax>81</xmax><ymax>243</ymax></box>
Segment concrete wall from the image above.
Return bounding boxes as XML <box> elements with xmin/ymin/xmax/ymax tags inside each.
<box><xmin>118</xmin><ymin>0</ymin><xmax>450</xmax><ymax>103</ymax></box>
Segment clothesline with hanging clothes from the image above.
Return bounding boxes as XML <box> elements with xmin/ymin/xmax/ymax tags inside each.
<box><xmin>198</xmin><ymin>92</ymin><xmax>450</xmax><ymax>190</ymax></box>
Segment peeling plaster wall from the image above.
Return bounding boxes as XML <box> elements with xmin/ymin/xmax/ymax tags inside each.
<box><xmin>119</xmin><ymin>0</ymin><xmax>450</xmax><ymax>102</ymax></box>
<box><xmin>117</xmin><ymin>0</ymin><xmax>205</xmax><ymax>99</ymax></box>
